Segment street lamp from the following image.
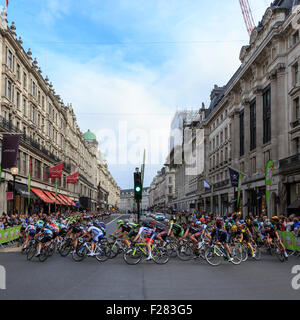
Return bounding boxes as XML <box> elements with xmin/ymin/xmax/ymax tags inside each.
<box><xmin>10</xmin><ymin>167</ymin><xmax>18</xmax><ymax>215</ymax></box>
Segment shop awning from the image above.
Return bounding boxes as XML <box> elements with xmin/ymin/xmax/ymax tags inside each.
<box><xmin>56</xmin><ymin>194</ymin><xmax>70</xmax><ymax>206</ymax></box>
<box><xmin>59</xmin><ymin>194</ymin><xmax>72</xmax><ymax>206</ymax></box>
<box><xmin>62</xmin><ymin>195</ymin><xmax>76</xmax><ymax>206</ymax></box>
<box><xmin>288</xmin><ymin>198</ymin><xmax>300</xmax><ymax>209</ymax></box>
<box><xmin>50</xmin><ymin>192</ymin><xmax>64</xmax><ymax>205</ymax></box>
<box><xmin>15</xmin><ymin>183</ymin><xmax>37</xmax><ymax>199</ymax></box>
<box><xmin>43</xmin><ymin>191</ymin><xmax>63</xmax><ymax>205</ymax></box>
<box><xmin>31</xmin><ymin>187</ymin><xmax>53</xmax><ymax>204</ymax></box>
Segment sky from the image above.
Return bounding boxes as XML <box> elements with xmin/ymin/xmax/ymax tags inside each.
<box><xmin>5</xmin><ymin>0</ymin><xmax>269</xmax><ymax>189</ymax></box>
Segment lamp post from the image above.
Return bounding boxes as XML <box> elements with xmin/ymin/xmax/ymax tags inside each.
<box><xmin>10</xmin><ymin>167</ymin><xmax>18</xmax><ymax>215</ymax></box>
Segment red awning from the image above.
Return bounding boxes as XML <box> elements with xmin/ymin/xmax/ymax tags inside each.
<box><xmin>43</xmin><ymin>191</ymin><xmax>62</xmax><ymax>205</ymax></box>
<box><xmin>62</xmin><ymin>195</ymin><xmax>76</xmax><ymax>207</ymax></box>
<box><xmin>31</xmin><ymin>188</ymin><xmax>53</xmax><ymax>204</ymax></box>
<box><xmin>59</xmin><ymin>194</ymin><xmax>72</xmax><ymax>206</ymax></box>
<box><xmin>50</xmin><ymin>192</ymin><xmax>65</xmax><ymax>205</ymax></box>
<box><xmin>57</xmin><ymin>194</ymin><xmax>70</xmax><ymax>206</ymax></box>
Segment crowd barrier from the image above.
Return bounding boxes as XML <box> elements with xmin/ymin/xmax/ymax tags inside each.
<box><xmin>278</xmin><ymin>231</ymin><xmax>300</xmax><ymax>251</ymax></box>
<box><xmin>0</xmin><ymin>226</ymin><xmax>21</xmax><ymax>245</ymax></box>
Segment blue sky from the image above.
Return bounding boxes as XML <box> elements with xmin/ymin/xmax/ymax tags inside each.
<box><xmin>5</xmin><ymin>0</ymin><xmax>268</xmax><ymax>189</ymax></box>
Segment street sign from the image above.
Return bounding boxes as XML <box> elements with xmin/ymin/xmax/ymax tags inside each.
<box><xmin>75</xmin><ymin>202</ymin><xmax>80</xmax><ymax>208</ymax></box>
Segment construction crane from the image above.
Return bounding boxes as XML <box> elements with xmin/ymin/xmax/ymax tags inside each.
<box><xmin>239</xmin><ymin>0</ymin><xmax>256</xmax><ymax>36</ymax></box>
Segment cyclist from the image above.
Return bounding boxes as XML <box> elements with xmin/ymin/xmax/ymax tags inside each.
<box><xmin>210</xmin><ymin>220</ymin><xmax>233</xmax><ymax>262</ymax></box>
<box><xmin>35</xmin><ymin>225</ymin><xmax>53</xmax><ymax>257</ymax></box>
<box><xmin>264</xmin><ymin>222</ymin><xmax>288</xmax><ymax>259</ymax></box>
<box><xmin>168</xmin><ymin>220</ymin><xmax>185</xmax><ymax>240</ymax></box>
<box><xmin>132</xmin><ymin>220</ymin><xmax>157</xmax><ymax>261</ymax></box>
<box><xmin>111</xmin><ymin>219</ymin><xmax>133</xmax><ymax>247</ymax></box>
<box><xmin>81</xmin><ymin>222</ymin><xmax>104</xmax><ymax>256</ymax></box>
<box><xmin>22</xmin><ymin>223</ymin><xmax>36</xmax><ymax>251</ymax></box>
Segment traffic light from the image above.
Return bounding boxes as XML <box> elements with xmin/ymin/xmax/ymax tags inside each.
<box><xmin>134</xmin><ymin>171</ymin><xmax>142</xmax><ymax>201</ymax></box>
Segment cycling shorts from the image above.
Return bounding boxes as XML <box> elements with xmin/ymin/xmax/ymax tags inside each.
<box><xmin>92</xmin><ymin>233</ymin><xmax>104</xmax><ymax>243</ymax></box>
<box><xmin>218</xmin><ymin>232</ymin><xmax>230</xmax><ymax>244</ymax></box>
<box><xmin>41</xmin><ymin>235</ymin><xmax>52</xmax><ymax>244</ymax></box>
<box><xmin>145</xmin><ymin>232</ymin><xmax>157</xmax><ymax>244</ymax></box>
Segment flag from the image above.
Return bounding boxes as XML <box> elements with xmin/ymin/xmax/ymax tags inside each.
<box><xmin>6</xmin><ymin>0</ymin><xmax>9</xmax><ymax>7</ymax></box>
<box><xmin>237</xmin><ymin>173</ymin><xmax>244</xmax><ymax>208</ymax></box>
<box><xmin>67</xmin><ymin>172</ymin><xmax>79</xmax><ymax>184</ymax></box>
<box><xmin>49</xmin><ymin>162</ymin><xmax>64</xmax><ymax>179</ymax></box>
<box><xmin>204</xmin><ymin>180</ymin><xmax>210</xmax><ymax>189</ymax></box>
<box><xmin>1</xmin><ymin>134</ymin><xmax>20</xmax><ymax>169</ymax></box>
<box><xmin>228</xmin><ymin>166</ymin><xmax>239</xmax><ymax>187</ymax></box>
<box><xmin>265</xmin><ymin>160</ymin><xmax>274</xmax><ymax>208</ymax></box>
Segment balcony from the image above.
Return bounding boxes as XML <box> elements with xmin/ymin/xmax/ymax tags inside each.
<box><xmin>213</xmin><ymin>179</ymin><xmax>230</xmax><ymax>189</ymax></box>
<box><xmin>279</xmin><ymin>153</ymin><xmax>300</xmax><ymax>172</ymax></box>
<box><xmin>291</xmin><ymin>119</ymin><xmax>300</xmax><ymax>129</ymax></box>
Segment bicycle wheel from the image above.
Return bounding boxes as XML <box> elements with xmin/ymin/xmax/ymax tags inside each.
<box><xmin>275</xmin><ymin>248</ymin><xmax>285</xmax><ymax>262</ymax></box>
<box><xmin>38</xmin><ymin>247</ymin><xmax>49</xmax><ymax>262</ymax></box>
<box><xmin>241</xmin><ymin>245</ymin><xmax>248</xmax><ymax>262</ymax></box>
<box><xmin>205</xmin><ymin>246</ymin><xmax>222</xmax><ymax>266</ymax></box>
<box><xmin>165</xmin><ymin>241</ymin><xmax>177</xmax><ymax>258</ymax></box>
<box><xmin>72</xmin><ymin>245</ymin><xmax>87</xmax><ymax>262</ymax></box>
<box><xmin>253</xmin><ymin>246</ymin><xmax>262</xmax><ymax>261</ymax></box>
<box><xmin>26</xmin><ymin>245</ymin><xmax>37</xmax><ymax>261</ymax></box>
<box><xmin>177</xmin><ymin>243</ymin><xmax>194</xmax><ymax>261</ymax></box>
<box><xmin>230</xmin><ymin>245</ymin><xmax>243</xmax><ymax>265</ymax></box>
<box><xmin>123</xmin><ymin>247</ymin><xmax>142</xmax><ymax>265</ymax></box>
<box><xmin>95</xmin><ymin>243</ymin><xmax>110</xmax><ymax>262</ymax></box>
<box><xmin>48</xmin><ymin>243</ymin><xmax>55</xmax><ymax>257</ymax></box>
<box><xmin>152</xmin><ymin>247</ymin><xmax>169</xmax><ymax>265</ymax></box>
<box><xmin>108</xmin><ymin>242</ymin><xmax>120</xmax><ymax>259</ymax></box>
<box><xmin>59</xmin><ymin>244</ymin><xmax>72</xmax><ymax>257</ymax></box>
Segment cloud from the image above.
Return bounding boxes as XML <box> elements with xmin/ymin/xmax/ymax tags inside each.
<box><xmin>39</xmin><ymin>0</ymin><xmax>72</xmax><ymax>26</ymax></box>
<box><xmin>26</xmin><ymin>0</ymin><xmax>268</xmax><ymax>188</ymax></box>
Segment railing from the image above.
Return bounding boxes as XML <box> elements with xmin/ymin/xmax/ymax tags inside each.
<box><xmin>291</xmin><ymin>120</ymin><xmax>300</xmax><ymax>129</ymax></box>
<box><xmin>279</xmin><ymin>153</ymin><xmax>300</xmax><ymax>170</ymax></box>
<box><xmin>214</xmin><ymin>179</ymin><xmax>230</xmax><ymax>189</ymax></box>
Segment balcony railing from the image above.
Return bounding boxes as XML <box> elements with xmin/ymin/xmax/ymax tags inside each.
<box><xmin>279</xmin><ymin>153</ymin><xmax>300</xmax><ymax>170</ymax></box>
<box><xmin>291</xmin><ymin>120</ymin><xmax>300</xmax><ymax>129</ymax></box>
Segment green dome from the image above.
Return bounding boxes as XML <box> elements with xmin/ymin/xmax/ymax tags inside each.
<box><xmin>83</xmin><ymin>129</ymin><xmax>96</xmax><ymax>141</ymax></box>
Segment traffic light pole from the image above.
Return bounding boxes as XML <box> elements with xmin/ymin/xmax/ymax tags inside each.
<box><xmin>137</xmin><ymin>200</ymin><xmax>141</xmax><ymax>224</ymax></box>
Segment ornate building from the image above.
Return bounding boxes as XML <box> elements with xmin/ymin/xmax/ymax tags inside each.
<box><xmin>0</xmin><ymin>8</ymin><xmax>120</xmax><ymax>214</ymax></box>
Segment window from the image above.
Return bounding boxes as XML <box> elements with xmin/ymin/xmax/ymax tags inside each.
<box><xmin>293</xmin><ymin>63</ymin><xmax>299</xmax><ymax>85</ymax></box>
<box><xmin>6</xmin><ymin>79</ymin><xmax>11</xmax><ymax>100</ymax></box>
<box><xmin>7</xmin><ymin>49</ymin><xmax>12</xmax><ymax>69</ymax></box>
<box><xmin>31</xmin><ymin>105</ymin><xmax>35</xmax><ymax>123</ymax></box>
<box><xmin>240</xmin><ymin>110</ymin><xmax>244</xmax><ymax>157</ymax></box>
<box><xmin>250</xmin><ymin>99</ymin><xmax>256</xmax><ymax>151</ymax></box>
<box><xmin>32</xmin><ymin>81</ymin><xmax>36</xmax><ymax>97</ymax></box>
<box><xmin>23</xmin><ymin>98</ymin><xmax>27</xmax><ymax>116</ymax></box>
<box><xmin>297</xmin><ymin>138</ymin><xmax>300</xmax><ymax>154</ymax></box>
<box><xmin>225</xmin><ymin>127</ymin><xmax>228</xmax><ymax>140</ymax></box>
<box><xmin>292</xmin><ymin>31</ymin><xmax>299</xmax><ymax>46</ymax></box>
<box><xmin>38</xmin><ymin>91</ymin><xmax>41</xmax><ymax>104</ymax></box>
<box><xmin>263</xmin><ymin>86</ymin><xmax>271</xmax><ymax>144</ymax></box>
<box><xmin>23</xmin><ymin>72</ymin><xmax>27</xmax><ymax>89</ymax></box>
<box><xmin>43</xmin><ymin>165</ymin><xmax>49</xmax><ymax>183</ymax></box>
<box><xmin>35</xmin><ymin>160</ymin><xmax>41</xmax><ymax>179</ymax></box>
<box><xmin>42</xmin><ymin>96</ymin><xmax>45</xmax><ymax>109</ymax></box>
<box><xmin>22</xmin><ymin>153</ymin><xmax>27</xmax><ymax>175</ymax></box>
<box><xmin>295</xmin><ymin>97</ymin><xmax>300</xmax><ymax>119</ymax></box>
<box><xmin>16</xmin><ymin>64</ymin><xmax>20</xmax><ymax>80</ymax></box>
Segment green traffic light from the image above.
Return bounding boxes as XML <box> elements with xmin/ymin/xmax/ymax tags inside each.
<box><xmin>135</xmin><ymin>186</ymin><xmax>141</xmax><ymax>192</ymax></box>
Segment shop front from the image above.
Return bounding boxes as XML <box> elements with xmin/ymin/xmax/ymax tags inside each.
<box><xmin>7</xmin><ymin>182</ymin><xmax>37</xmax><ymax>215</ymax></box>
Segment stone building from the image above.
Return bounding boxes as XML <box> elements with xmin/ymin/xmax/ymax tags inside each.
<box><xmin>120</xmin><ymin>187</ymin><xmax>149</xmax><ymax>213</ymax></box>
<box><xmin>0</xmin><ymin>8</ymin><xmax>120</xmax><ymax>214</ymax></box>
<box><xmin>154</xmin><ymin>0</ymin><xmax>300</xmax><ymax>217</ymax></box>
<box><xmin>149</xmin><ymin>167</ymin><xmax>175</xmax><ymax>210</ymax></box>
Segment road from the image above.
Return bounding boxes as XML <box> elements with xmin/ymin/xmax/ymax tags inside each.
<box><xmin>0</xmin><ymin>215</ymin><xmax>299</xmax><ymax>300</ymax></box>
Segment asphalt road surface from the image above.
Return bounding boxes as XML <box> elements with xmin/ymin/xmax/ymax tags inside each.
<box><xmin>0</xmin><ymin>215</ymin><xmax>299</xmax><ymax>300</ymax></box>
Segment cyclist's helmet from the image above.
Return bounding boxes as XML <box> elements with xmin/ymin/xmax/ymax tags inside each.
<box><xmin>36</xmin><ymin>220</ymin><xmax>44</xmax><ymax>228</ymax></box>
<box><xmin>87</xmin><ymin>222</ymin><xmax>93</xmax><ymax>227</ymax></box>
<box><xmin>123</xmin><ymin>219</ymin><xmax>129</xmax><ymax>224</ymax></box>
<box><xmin>264</xmin><ymin>222</ymin><xmax>272</xmax><ymax>228</ymax></box>
<box><xmin>272</xmin><ymin>216</ymin><xmax>279</xmax><ymax>220</ymax></box>
<box><xmin>116</xmin><ymin>219</ymin><xmax>124</xmax><ymax>226</ymax></box>
<box><xmin>98</xmin><ymin>222</ymin><xmax>106</xmax><ymax>230</ymax></box>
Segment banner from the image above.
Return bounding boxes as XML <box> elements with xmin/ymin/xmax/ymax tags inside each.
<box><xmin>237</xmin><ymin>173</ymin><xmax>243</xmax><ymax>208</ymax></box>
<box><xmin>278</xmin><ymin>231</ymin><xmax>300</xmax><ymax>251</ymax></box>
<box><xmin>1</xmin><ymin>134</ymin><xmax>20</xmax><ymax>169</ymax></box>
<box><xmin>204</xmin><ymin>180</ymin><xmax>210</xmax><ymax>189</ymax></box>
<box><xmin>228</xmin><ymin>166</ymin><xmax>239</xmax><ymax>187</ymax></box>
<box><xmin>0</xmin><ymin>226</ymin><xmax>21</xmax><ymax>244</ymax></box>
<box><xmin>49</xmin><ymin>162</ymin><xmax>64</xmax><ymax>179</ymax></box>
<box><xmin>67</xmin><ymin>172</ymin><xmax>79</xmax><ymax>184</ymax></box>
<box><xmin>265</xmin><ymin>160</ymin><xmax>274</xmax><ymax>208</ymax></box>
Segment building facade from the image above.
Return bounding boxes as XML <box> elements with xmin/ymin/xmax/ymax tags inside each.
<box><xmin>120</xmin><ymin>187</ymin><xmax>149</xmax><ymax>213</ymax></box>
<box><xmin>0</xmin><ymin>8</ymin><xmax>120</xmax><ymax>215</ymax></box>
<box><xmin>154</xmin><ymin>1</ymin><xmax>300</xmax><ymax>217</ymax></box>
